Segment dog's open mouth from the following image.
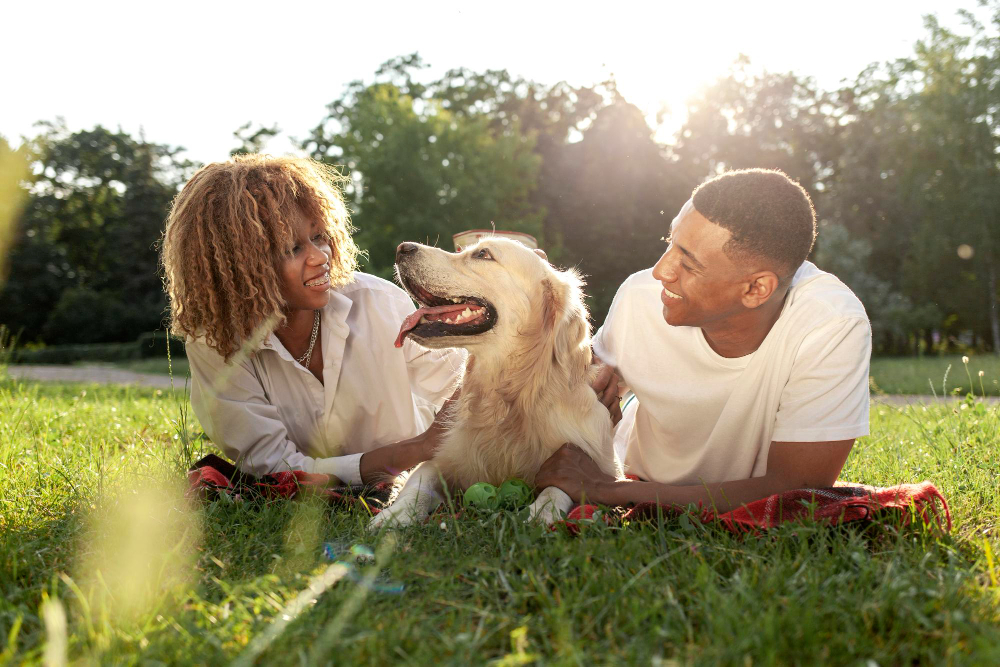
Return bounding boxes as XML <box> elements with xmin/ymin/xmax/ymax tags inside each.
<box><xmin>394</xmin><ymin>279</ymin><xmax>497</xmax><ymax>347</ymax></box>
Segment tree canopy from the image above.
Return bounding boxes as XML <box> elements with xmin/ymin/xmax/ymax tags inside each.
<box><xmin>1</xmin><ymin>2</ymin><xmax>998</xmax><ymax>355</ymax></box>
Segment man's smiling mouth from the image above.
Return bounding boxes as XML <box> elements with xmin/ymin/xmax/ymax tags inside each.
<box><xmin>662</xmin><ymin>287</ymin><xmax>682</xmax><ymax>300</ymax></box>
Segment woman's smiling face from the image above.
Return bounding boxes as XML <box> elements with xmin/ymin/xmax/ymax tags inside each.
<box><xmin>279</xmin><ymin>203</ymin><xmax>333</xmax><ymax>312</ymax></box>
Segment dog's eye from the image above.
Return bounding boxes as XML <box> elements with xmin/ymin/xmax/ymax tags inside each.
<box><xmin>473</xmin><ymin>248</ymin><xmax>494</xmax><ymax>260</ymax></box>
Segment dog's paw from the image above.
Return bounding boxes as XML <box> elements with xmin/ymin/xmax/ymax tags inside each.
<box><xmin>527</xmin><ymin>499</ymin><xmax>565</xmax><ymax>526</ymax></box>
<box><xmin>367</xmin><ymin>505</ymin><xmax>415</xmax><ymax>532</ymax></box>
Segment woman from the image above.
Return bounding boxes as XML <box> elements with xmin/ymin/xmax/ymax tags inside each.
<box><xmin>161</xmin><ymin>154</ymin><xmax>464</xmax><ymax>483</ymax></box>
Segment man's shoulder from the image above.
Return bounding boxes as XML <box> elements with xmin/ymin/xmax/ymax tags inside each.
<box><xmin>788</xmin><ymin>262</ymin><xmax>868</xmax><ymax>323</ymax></box>
<box><xmin>597</xmin><ymin>268</ymin><xmax>693</xmax><ymax>358</ymax></box>
<box><xmin>612</xmin><ymin>268</ymin><xmax>662</xmax><ymax>306</ymax></box>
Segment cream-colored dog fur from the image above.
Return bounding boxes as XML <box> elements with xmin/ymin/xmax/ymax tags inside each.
<box><xmin>368</xmin><ymin>238</ymin><xmax>616</xmax><ymax>530</ymax></box>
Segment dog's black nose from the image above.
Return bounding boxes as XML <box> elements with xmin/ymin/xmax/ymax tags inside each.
<box><xmin>396</xmin><ymin>242</ymin><xmax>419</xmax><ymax>261</ymax></box>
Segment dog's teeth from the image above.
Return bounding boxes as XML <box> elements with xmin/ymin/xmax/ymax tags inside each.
<box><xmin>445</xmin><ymin>318</ymin><xmax>454</xmax><ymax>324</ymax></box>
<box><xmin>461</xmin><ymin>308</ymin><xmax>471</xmax><ymax>319</ymax></box>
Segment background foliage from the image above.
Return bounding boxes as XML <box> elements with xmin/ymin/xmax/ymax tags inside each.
<box><xmin>2</xmin><ymin>3</ymin><xmax>999</xmax><ymax>354</ymax></box>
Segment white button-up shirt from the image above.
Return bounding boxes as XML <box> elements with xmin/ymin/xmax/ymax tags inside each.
<box><xmin>187</xmin><ymin>272</ymin><xmax>465</xmax><ymax>484</ymax></box>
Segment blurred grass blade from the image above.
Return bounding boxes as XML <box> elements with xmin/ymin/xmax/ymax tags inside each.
<box><xmin>41</xmin><ymin>596</ymin><xmax>67</xmax><ymax>667</ymax></box>
<box><xmin>231</xmin><ymin>561</ymin><xmax>352</xmax><ymax>667</ymax></box>
<box><xmin>0</xmin><ymin>141</ymin><xmax>31</xmax><ymax>283</ymax></box>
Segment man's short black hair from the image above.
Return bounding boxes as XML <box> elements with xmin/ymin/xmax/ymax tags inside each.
<box><xmin>691</xmin><ymin>168</ymin><xmax>816</xmax><ymax>278</ymax></box>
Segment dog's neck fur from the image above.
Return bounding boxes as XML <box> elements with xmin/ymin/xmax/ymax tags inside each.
<box><xmin>433</xmin><ymin>318</ymin><xmax>594</xmax><ymax>487</ymax></box>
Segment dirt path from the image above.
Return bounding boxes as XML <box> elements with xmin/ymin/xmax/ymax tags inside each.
<box><xmin>873</xmin><ymin>393</ymin><xmax>999</xmax><ymax>407</ymax></box>
<box><xmin>6</xmin><ymin>364</ymin><xmax>180</xmax><ymax>389</ymax></box>
<box><xmin>5</xmin><ymin>364</ymin><xmax>998</xmax><ymax>406</ymax></box>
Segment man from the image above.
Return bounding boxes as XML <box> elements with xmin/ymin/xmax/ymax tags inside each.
<box><xmin>535</xmin><ymin>168</ymin><xmax>871</xmax><ymax>512</ymax></box>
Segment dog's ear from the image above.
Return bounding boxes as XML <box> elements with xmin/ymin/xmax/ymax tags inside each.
<box><xmin>544</xmin><ymin>269</ymin><xmax>592</xmax><ymax>377</ymax></box>
<box><xmin>540</xmin><ymin>279</ymin><xmax>562</xmax><ymax>332</ymax></box>
<box><xmin>501</xmin><ymin>269</ymin><xmax>591</xmax><ymax>404</ymax></box>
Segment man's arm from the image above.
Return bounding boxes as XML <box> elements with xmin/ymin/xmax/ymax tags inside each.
<box><xmin>534</xmin><ymin>439</ymin><xmax>854</xmax><ymax>514</ymax></box>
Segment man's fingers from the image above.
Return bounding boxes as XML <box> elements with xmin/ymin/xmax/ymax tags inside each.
<box><xmin>601</xmin><ymin>388</ymin><xmax>618</xmax><ymax>410</ymax></box>
<box><xmin>592</xmin><ymin>364</ymin><xmax>613</xmax><ymax>392</ymax></box>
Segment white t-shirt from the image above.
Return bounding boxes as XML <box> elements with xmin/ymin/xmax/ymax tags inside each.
<box><xmin>187</xmin><ymin>272</ymin><xmax>465</xmax><ymax>483</ymax></box>
<box><xmin>593</xmin><ymin>261</ymin><xmax>871</xmax><ymax>486</ymax></box>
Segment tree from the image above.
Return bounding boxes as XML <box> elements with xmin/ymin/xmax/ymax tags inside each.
<box><xmin>305</xmin><ymin>55</ymin><xmax>694</xmax><ymax>325</ymax></box>
<box><xmin>230</xmin><ymin>122</ymin><xmax>280</xmax><ymax>156</ymax></box>
<box><xmin>673</xmin><ymin>56</ymin><xmax>844</xmax><ymax>202</ymax></box>
<box><xmin>303</xmin><ymin>56</ymin><xmax>544</xmax><ymax>279</ymax></box>
<box><xmin>0</xmin><ymin>121</ymin><xmax>195</xmax><ymax>343</ymax></box>
<box><xmin>829</xmin><ymin>5</ymin><xmax>1000</xmax><ymax>353</ymax></box>
<box><xmin>813</xmin><ymin>222</ymin><xmax>940</xmax><ymax>353</ymax></box>
<box><xmin>541</xmin><ymin>99</ymin><xmax>694</xmax><ymax>320</ymax></box>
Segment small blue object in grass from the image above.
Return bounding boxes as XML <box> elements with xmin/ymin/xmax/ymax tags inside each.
<box><xmin>323</xmin><ymin>542</ymin><xmax>404</xmax><ymax>594</ymax></box>
<box><xmin>463</xmin><ymin>482</ymin><xmax>500</xmax><ymax>510</ymax></box>
<box><xmin>497</xmin><ymin>478</ymin><xmax>534</xmax><ymax>508</ymax></box>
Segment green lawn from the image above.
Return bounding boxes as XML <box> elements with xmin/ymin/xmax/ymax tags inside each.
<box><xmin>2</xmin><ymin>374</ymin><xmax>1000</xmax><ymax>664</ymax></box>
<box><xmin>870</xmin><ymin>354</ymin><xmax>1000</xmax><ymax>397</ymax></box>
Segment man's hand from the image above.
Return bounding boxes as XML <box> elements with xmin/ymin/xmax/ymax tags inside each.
<box><xmin>591</xmin><ymin>363</ymin><xmax>623</xmax><ymax>425</ymax></box>
<box><xmin>534</xmin><ymin>443</ymin><xmax>618</xmax><ymax>504</ymax></box>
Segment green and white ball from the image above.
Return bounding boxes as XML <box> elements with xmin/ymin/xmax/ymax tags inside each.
<box><xmin>463</xmin><ymin>482</ymin><xmax>499</xmax><ymax>510</ymax></box>
<box><xmin>498</xmin><ymin>479</ymin><xmax>534</xmax><ymax>508</ymax></box>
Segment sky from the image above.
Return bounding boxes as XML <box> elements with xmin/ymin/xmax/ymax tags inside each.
<box><xmin>1</xmin><ymin>0</ymin><xmax>989</xmax><ymax>165</ymax></box>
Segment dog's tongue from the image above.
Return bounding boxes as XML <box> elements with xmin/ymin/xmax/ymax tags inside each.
<box><xmin>394</xmin><ymin>303</ymin><xmax>471</xmax><ymax>348</ymax></box>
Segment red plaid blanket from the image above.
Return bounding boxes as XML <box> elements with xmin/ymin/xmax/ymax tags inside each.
<box><xmin>560</xmin><ymin>480</ymin><xmax>951</xmax><ymax>534</ymax></box>
<box><xmin>188</xmin><ymin>456</ymin><xmax>950</xmax><ymax>534</ymax></box>
<box><xmin>186</xmin><ymin>454</ymin><xmax>393</xmax><ymax>508</ymax></box>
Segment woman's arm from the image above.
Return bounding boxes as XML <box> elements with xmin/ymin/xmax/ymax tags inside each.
<box><xmin>357</xmin><ymin>388</ymin><xmax>458</xmax><ymax>483</ymax></box>
<box><xmin>187</xmin><ymin>339</ymin><xmax>363</xmax><ymax>482</ymax></box>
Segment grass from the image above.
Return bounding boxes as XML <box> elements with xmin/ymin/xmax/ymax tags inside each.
<box><xmin>2</xmin><ymin>374</ymin><xmax>1000</xmax><ymax>664</ymax></box>
<box><xmin>870</xmin><ymin>354</ymin><xmax>1000</xmax><ymax>397</ymax></box>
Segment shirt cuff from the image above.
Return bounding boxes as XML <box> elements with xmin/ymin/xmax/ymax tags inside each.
<box><xmin>311</xmin><ymin>453</ymin><xmax>364</xmax><ymax>486</ymax></box>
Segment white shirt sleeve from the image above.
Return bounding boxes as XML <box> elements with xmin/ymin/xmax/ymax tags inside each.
<box><xmin>186</xmin><ymin>340</ymin><xmax>363</xmax><ymax>483</ymax></box>
<box><xmin>771</xmin><ymin>316</ymin><xmax>872</xmax><ymax>442</ymax></box>
<box><xmin>404</xmin><ymin>340</ymin><xmax>466</xmax><ymax>407</ymax></box>
<box><xmin>592</xmin><ymin>275</ymin><xmax>632</xmax><ymax>370</ymax></box>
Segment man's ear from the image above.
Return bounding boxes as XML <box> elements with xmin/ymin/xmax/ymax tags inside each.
<box><xmin>741</xmin><ymin>271</ymin><xmax>781</xmax><ymax>309</ymax></box>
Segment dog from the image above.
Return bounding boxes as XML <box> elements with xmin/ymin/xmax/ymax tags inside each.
<box><xmin>368</xmin><ymin>237</ymin><xmax>617</xmax><ymax>530</ymax></box>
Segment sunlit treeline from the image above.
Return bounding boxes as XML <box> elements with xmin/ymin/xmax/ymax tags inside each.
<box><xmin>1</xmin><ymin>4</ymin><xmax>998</xmax><ymax>354</ymax></box>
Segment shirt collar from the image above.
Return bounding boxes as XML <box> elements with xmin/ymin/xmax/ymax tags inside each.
<box><xmin>322</xmin><ymin>288</ymin><xmax>352</xmax><ymax>342</ymax></box>
<box><xmin>259</xmin><ymin>288</ymin><xmax>353</xmax><ymax>351</ymax></box>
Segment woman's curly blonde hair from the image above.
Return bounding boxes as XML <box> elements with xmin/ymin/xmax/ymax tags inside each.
<box><xmin>161</xmin><ymin>154</ymin><xmax>360</xmax><ymax>361</ymax></box>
